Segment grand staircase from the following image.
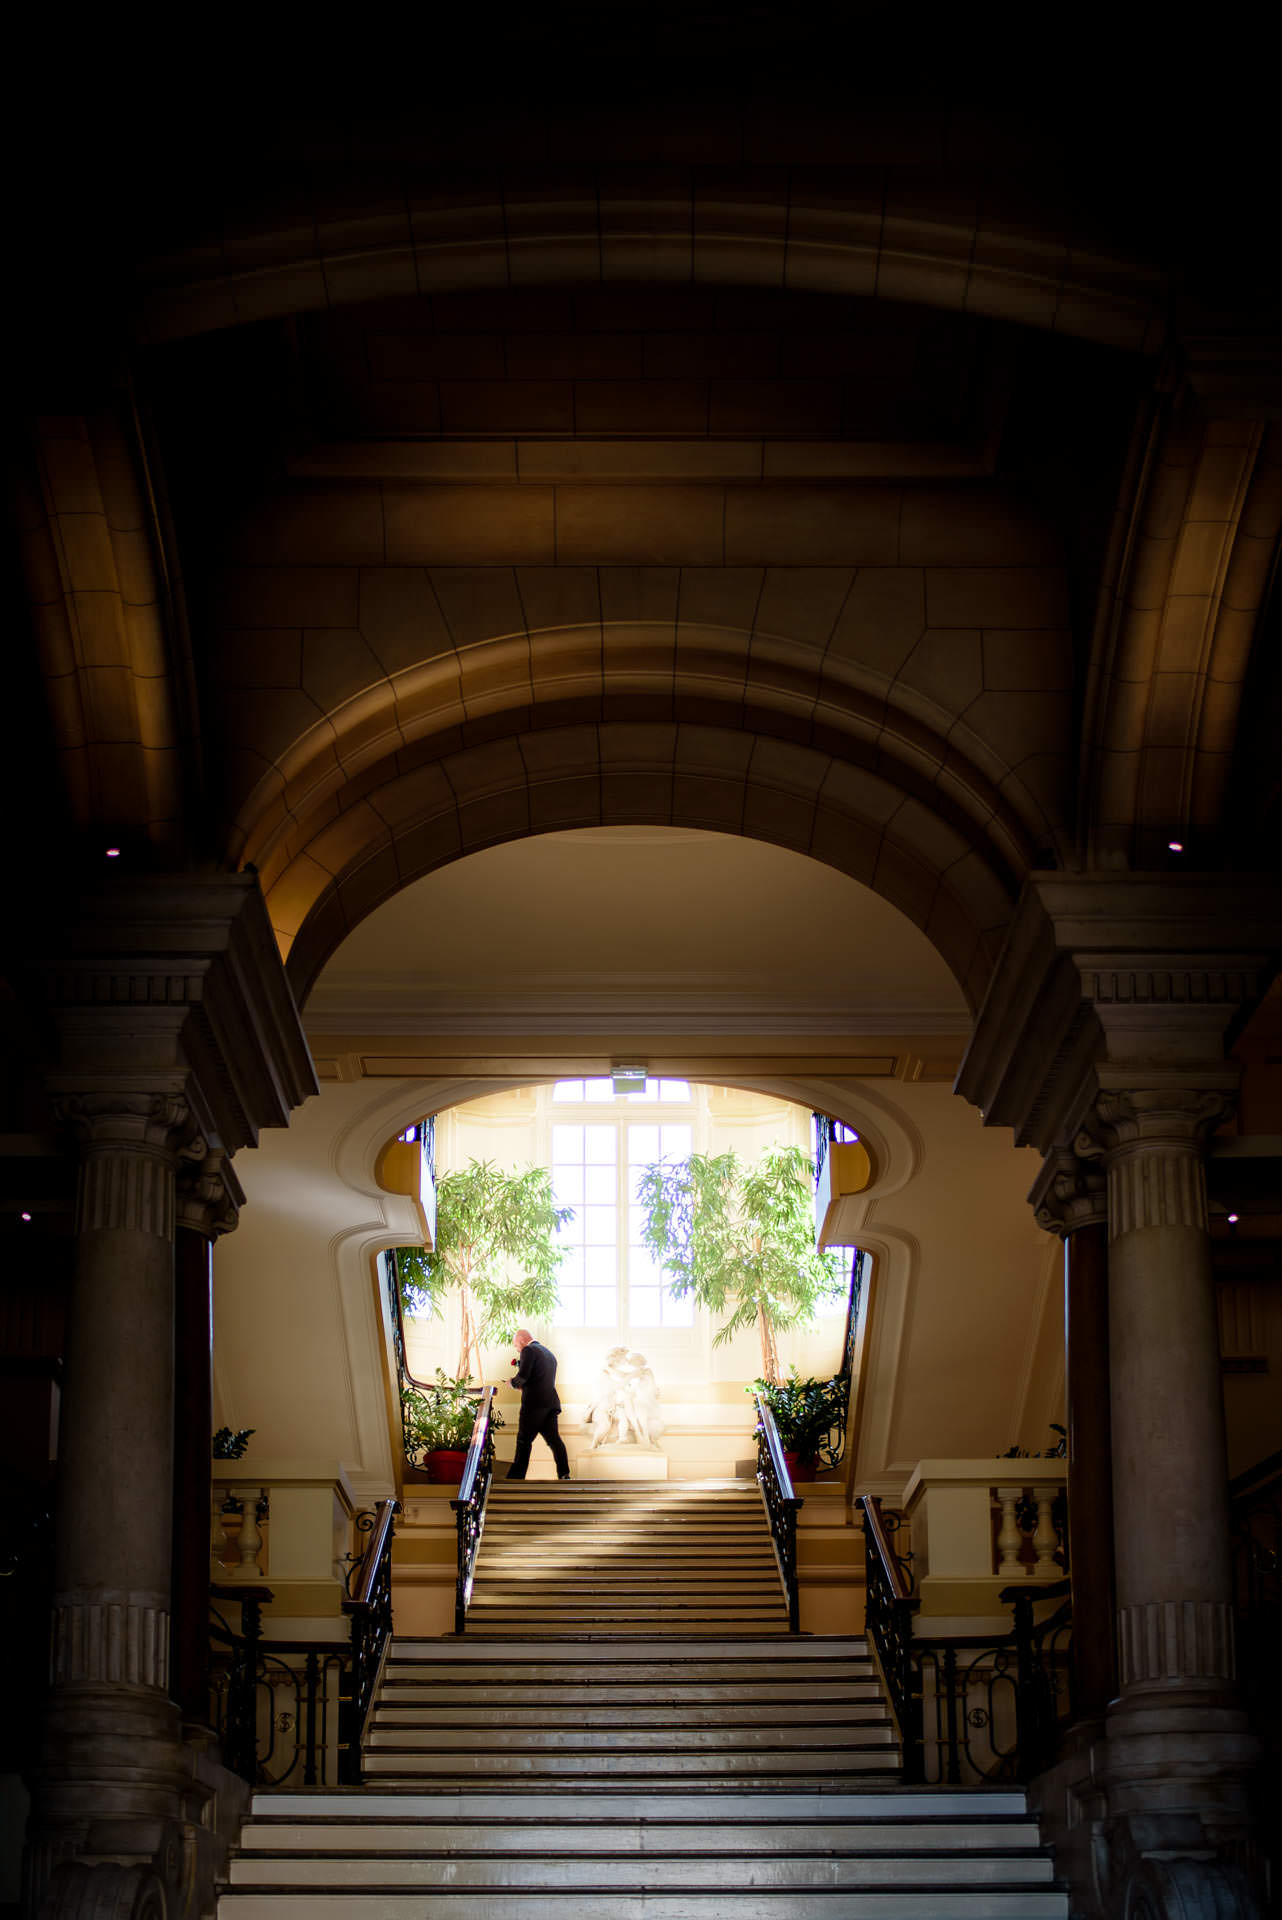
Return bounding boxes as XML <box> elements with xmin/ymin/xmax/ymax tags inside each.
<box><xmin>218</xmin><ymin>1480</ymin><xmax>1067</xmax><ymax>1916</ymax></box>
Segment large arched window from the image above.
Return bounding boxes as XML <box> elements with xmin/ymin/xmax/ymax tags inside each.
<box><xmin>548</xmin><ymin>1078</ymin><xmax>695</xmax><ymax>1331</ymax></box>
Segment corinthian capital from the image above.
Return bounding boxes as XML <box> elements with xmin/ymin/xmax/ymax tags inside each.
<box><xmin>1075</xmin><ymin>1087</ymin><xmax>1233</xmax><ymax>1160</ymax></box>
<box><xmin>1030</xmin><ymin>1143</ymin><xmax>1108</xmax><ymax>1237</ymax></box>
<box><xmin>1075</xmin><ymin>1088</ymin><xmax>1233</xmax><ymax>1239</ymax></box>
<box><xmin>176</xmin><ymin>1152</ymin><xmax>244</xmax><ymax>1239</ymax></box>
<box><xmin>52</xmin><ymin>1090</ymin><xmax>206</xmax><ymax>1160</ymax></box>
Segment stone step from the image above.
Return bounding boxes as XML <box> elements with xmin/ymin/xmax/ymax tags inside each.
<box><xmin>239</xmin><ymin>1819</ymin><xmax>1045</xmax><ymax>1855</ymax></box>
<box><xmin>378</xmin><ymin>1680</ymin><xmax>880</xmax><ymax>1704</ymax></box>
<box><xmin>229</xmin><ymin>1852</ymin><xmax>1056</xmax><ymax>1890</ymax></box>
<box><xmin>387</xmin><ymin>1637</ymin><xmax>869</xmax><ymax>1658</ymax></box>
<box><xmin>250</xmin><ymin>1790</ymin><xmax>1033</xmax><ymax>1820</ymax></box>
<box><xmin>364</xmin><ymin>1721</ymin><xmax>894</xmax><ymax>1751</ymax></box>
<box><xmin>361</xmin><ymin>1751</ymin><xmax>901</xmax><ymax>1779</ymax></box>
<box><xmin>219</xmin><ymin>1889</ymin><xmax>1067</xmax><ymax>1917</ymax></box>
<box><xmin>371</xmin><ymin>1701</ymin><xmax>886</xmax><ymax>1725</ymax></box>
<box><xmin>383</xmin><ymin>1659</ymin><xmax>875</xmax><ymax>1684</ymax></box>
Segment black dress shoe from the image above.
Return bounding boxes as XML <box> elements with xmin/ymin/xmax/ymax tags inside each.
<box><xmin>558</xmin><ymin>1473</ymin><xmax>571</xmax><ymax>1480</ymax></box>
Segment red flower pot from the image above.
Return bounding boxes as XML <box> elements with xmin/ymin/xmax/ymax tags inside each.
<box><xmin>425</xmin><ymin>1448</ymin><xmax>469</xmax><ymax>1484</ymax></box>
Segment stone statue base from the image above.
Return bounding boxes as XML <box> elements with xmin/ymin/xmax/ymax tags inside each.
<box><xmin>578</xmin><ymin>1445</ymin><xmax>668</xmax><ymax>1481</ymax></box>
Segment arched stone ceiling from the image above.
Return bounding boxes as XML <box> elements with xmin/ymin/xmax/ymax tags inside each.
<box><xmin>305</xmin><ymin>826</ymin><xmax>969</xmax><ymax>1032</ymax></box>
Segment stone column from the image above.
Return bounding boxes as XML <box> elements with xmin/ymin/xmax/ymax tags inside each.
<box><xmin>1078</xmin><ymin>1088</ymin><xmax>1260</xmax><ymax>1909</ymax></box>
<box><xmin>1032</xmin><ymin>1148</ymin><xmax>1116</xmax><ymax>1729</ymax></box>
<box><xmin>171</xmin><ymin>1156</ymin><xmax>242</xmax><ymax>1729</ymax></box>
<box><xmin>27</xmin><ymin>1094</ymin><xmax>203</xmax><ymax>1917</ymax></box>
<box><xmin>27</xmin><ymin>873</ymin><xmax>317</xmax><ymax>1920</ymax></box>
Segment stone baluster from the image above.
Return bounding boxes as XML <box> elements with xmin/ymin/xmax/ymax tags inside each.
<box><xmin>995</xmin><ymin>1487</ymin><xmax>1025</xmax><ymax>1575</ymax></box>
<box><xmin>1031</xmin><ymin>1491</ymin><xmax>1059</xmax><ymax>1574</ymax></box>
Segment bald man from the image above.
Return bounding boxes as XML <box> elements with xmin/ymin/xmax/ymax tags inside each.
<box><xmin>506</xmin><ymin>1329</ymin><xmax>571</xmax><ymax>1480</ymax></box>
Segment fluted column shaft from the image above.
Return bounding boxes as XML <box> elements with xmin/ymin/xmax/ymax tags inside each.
<box><xmin>1081</xmin><ymin>1091</ymin><xmax>1236</xmax><ymax>1703</ymax></box>
<box><xmin>52</xmin><ymin>1096</ymin><xmax>200</xmax><ymax>1699</ymax></box>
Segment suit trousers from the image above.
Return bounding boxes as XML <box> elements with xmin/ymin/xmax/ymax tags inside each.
<box><xmin>507</xmin><ymin>1405</ymin><xmax>570</xmax><ymax>1479</ymax></box>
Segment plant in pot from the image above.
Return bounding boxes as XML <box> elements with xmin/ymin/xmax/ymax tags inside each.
<box><xmin>401</xmin><ymin>1370</ymin><xmax>505</xmax><ymax>1484</ymax></box>
<box><xmin>749</xmin><ymin>1368</ymin><xmax>848</xmax><ymax>1482</ymax></box>
<box><xmin>396</xmin><ymin>1158</ymin><xmax>573</xmax><ymax>1379</ymax></box>
<box><xmin>634</xmin><ymin>1144</ymin><xmax>846</xmax><ymax>1382</ymax></box>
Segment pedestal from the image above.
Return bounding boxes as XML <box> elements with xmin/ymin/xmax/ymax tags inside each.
<box><xmin>577</xmin><ymin>1446</ymin><xmax>669</xmax><ymax>1481</ymax></box>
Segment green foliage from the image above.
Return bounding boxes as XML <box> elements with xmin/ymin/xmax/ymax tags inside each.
<box><xmin>634</xmin><ymin>1143</ymin><xmax>846</xmax><ymax>1382</ymax></box>
<box><xmin>396</xmin><ymin>1158</ymin><xmax>573</xmax><ymax>1378</ymax></box>
<box><xmin>212</xmin><ymin>1426</ymin><xmax>254</xmax><ymax>1459</ymax></box>
<box><xmin>750</xmin><ymin>1369</ymin><xmax>848</xmax><ymax>1459</ymax></box>
<box><xmin>401</xmin><ymin>1369</ymin><xmax>505</xmax><ymax>1460</ymax></box>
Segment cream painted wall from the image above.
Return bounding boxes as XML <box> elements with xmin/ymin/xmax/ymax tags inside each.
<box><xmin>850</xmin><ymin>1081</ymin><xmax>1065</xmax><ymax>1490</ymax></box>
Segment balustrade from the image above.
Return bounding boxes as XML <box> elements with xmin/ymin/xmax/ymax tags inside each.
<box><xmin>452</xmin><ymin>1387</ymin><xmax>498</xmax><ymax>1633</ymax></box>
<box><xmin>753</xmin><ymin>1392</ymin><xmax>802</xmax><ymax>1632</ymax></box>
<box><xmin>209</xmin><ymin>1498</ymin><xmax>399</xmax><ymax>1787</ymax></box>
<box><xmin>858</xmin><ymin>1494</ymin><xmax>1073</xmax><ymax>1785</ymax></box>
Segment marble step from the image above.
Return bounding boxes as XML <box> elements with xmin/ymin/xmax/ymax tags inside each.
<box><xmin>365</xmin><ymin>1720</ymin><xmax>893</xmax><ymax>1751</ymax></box>
<box><xmin>383</xmin><ymin>1658</ymin><xmax>874</xmax><ymax>1684</ymax></box>
<box><xmin>219</xmin><ymin>1891</ymin><xmax>1066</xmax><ymax>1917</ymax></box>
<box><xmin>250</xmin><ymin>1788</ymin><xmax>1032</xmax><ymax>1818</ymax></box>
<box><xmin>387</xmin><ymin>1636</ymin><xmax>868</xmax><ymax>1657</ymax></box>
<box><xmin>372</xmin><ymin>1701</ymin><xmax>886</xmax><ymax>1725</ymax></box>
<box><xmin>361</xmin><ymin>1753</ymin><xmax>901</xmax><ymax>1780</ymax></box>
<box><xmin>229</xmin><ymin>1853</ymin><xmax>1055</xmax><ymax>1890</ymax></box>
<box><xmin>378</xmin><ymin>1680</ymin><xmax>880</xmax><ymax>1705</ymax></box>
<box><xmin>239</xmin><ymin>1818</ymin><xmax>1045</xmax><ymax>1856</ymax></box>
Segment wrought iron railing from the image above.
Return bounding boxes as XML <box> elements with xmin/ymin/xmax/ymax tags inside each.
<box><xmin>209</xmin><ymin>1496</ymin><xmax>399</xmax><ymax>1785</ymax></box>
<box><xmin>753</xmin><ymin>1392</ymin><xmax>802</xmax><ymax>1632</ymax></box>
<box><xmin>858</xmin><ymin>1493</ymin><xmax>1073</xmax><ymax>1785</ymax></box>
<box><xmin>452</xmin><ymin>1386</ymin><xmax>498</xmax><ymax>1633</ymax></box>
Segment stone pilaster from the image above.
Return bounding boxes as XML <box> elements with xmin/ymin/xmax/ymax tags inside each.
<box><xmin>1030</xmin><ymin>1147</ymin><xmax>1116</xmax><ymax>1732</ymax></box>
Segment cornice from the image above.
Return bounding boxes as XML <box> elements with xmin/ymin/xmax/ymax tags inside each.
<box><xmin>47</xmin><ymin>874</ymin><xmax>317</xmax><ymax>1157</ymax></box>
<box><xmin>957</xmin><ymin>872</ymin><xmax>1282</xmax><ymax>1157</ymax></box>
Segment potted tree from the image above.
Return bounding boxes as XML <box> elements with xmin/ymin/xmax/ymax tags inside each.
<box><xmin>401</xmin><ymin>1370</ymin><xmax>505</xmax><ymax>1483</ymax></box>
<box><xmin>397</xmin><ymin>1158</ymin><xmax>573</xmax><ymax>1379</ymax></box>
<box><xmin>634</xmin><ymin>1144</ymin><xmax>846</xmax><ymax>1382</ymax></box>
<box><xmin>750</xmin><ymin>1369</ymin><xmax>849</xmax><ymax>1481</ymax></box>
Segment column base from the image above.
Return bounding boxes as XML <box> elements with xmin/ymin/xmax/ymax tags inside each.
<box><xmin>24</xmin><ymin>1691</ymin><xmax>245</xmax><ymax>1920</ymax></box>
<box><xmin>1028</xmin><ymin>1696</ymin><xmax>1266</xmax><ymax>1919</ymax></box>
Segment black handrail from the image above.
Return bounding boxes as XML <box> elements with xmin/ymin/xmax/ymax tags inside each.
<box><xmin>857</xmin><ymin>1493</ymin><xmax>1074</xmax><ymax>1785</ymax></box>
<box><xmin>341</xmin><ymin>1498</ymin><xmax>399</xmax><ymax>1779</ymax></box>
<box><xmin>858</xmin><ymin>1494</ymin><xmax>923</xmax><ymax>1779</ymax></box>
<box><xmin>753</xmin><ymin>1392</ymin><xmax>803</xmax><ymax>1632</ymax></box>
<box><xmin>209</xmin><ymin>1498</ymin><xmax>399</xmax><ymax>1788</ymax></box>
<box><xmin>452</xmin><ymin>1386</ymin><xmax>497</xmax><ymax>1633</ymax></box>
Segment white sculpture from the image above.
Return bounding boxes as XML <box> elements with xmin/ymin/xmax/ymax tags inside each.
<box><xmin>586</xmin><ymin>1346</ymin><xmax>664</xmax><ymax>1449</ymax></box>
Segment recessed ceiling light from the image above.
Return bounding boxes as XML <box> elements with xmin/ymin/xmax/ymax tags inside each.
<box><xmin>106</xmin><ymin>847</ymin><xmax>121</xmax><ymax>858</ymax></box>
<box><xmin>1168</xmin><ymin>840</ymin><xmax>1184</xmax><ymax>853</ymax></box>
<box><xmin>1227</xmin><ymin>1212</ymin><xmax>1239</xmax><ymax>1225</ymax></box>
<box><xmin>20</xmin><ymin>1211</ymin><xmax>31</xmax><ymax>1222</ymax></box>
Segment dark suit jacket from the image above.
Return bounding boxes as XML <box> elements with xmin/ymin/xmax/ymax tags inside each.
<box><xmin>512</xmin><ymin>1340</ymin><xmax>561</xmax><ymax>1420</ymax></box>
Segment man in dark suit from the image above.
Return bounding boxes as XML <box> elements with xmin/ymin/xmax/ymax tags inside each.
<box><xmin>507</xmin><ymin>1329</ymin><xmax>571</xmax><ymax>1480</ymax></box>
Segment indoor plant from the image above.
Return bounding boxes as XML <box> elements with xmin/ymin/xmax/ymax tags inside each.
<box><xmin>397</xmin><ymin>1159</ymin><xmax>572</xmax><ymax>1378</ymax></box>
<box><xmin>749</xmin><ymin>1369</ymin><xmax>848</xmax><ymax>1481</ymax></box>
<box><xmin>634</xmin><ymin>1144</ymin><xmax>846</xmax><ymax>1381</ymax></box>
<box><xmin>401</xmin><ymin>1369</ymin><xmax>504</xmax><ymax>1483</ymax></box>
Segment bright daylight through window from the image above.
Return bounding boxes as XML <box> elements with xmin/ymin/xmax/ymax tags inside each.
<box><xmin>550</xmin><ymin>1078</ymin><xmax>694</xmax><ymax>1330</ymax></box>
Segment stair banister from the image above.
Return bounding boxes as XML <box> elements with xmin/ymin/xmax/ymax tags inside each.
<box><xmin>451</xmin><ymin>1384</ymin><xmax>497</xmax><ymax>1634</ymax></box>
<box><xmin>857</xmin><ymin>1492</ymin><xmax>924</xmax><ymax>1780</ymax></box>
<box><xmin>339</xmin><ymin>1497</ymin><xmax>400</xmax><ymax>1782</ymax></box>
<box><xmin>753</xmin><ymin>1390</ymin><xmax>803</xmax><ymax>1632</ymax></box>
